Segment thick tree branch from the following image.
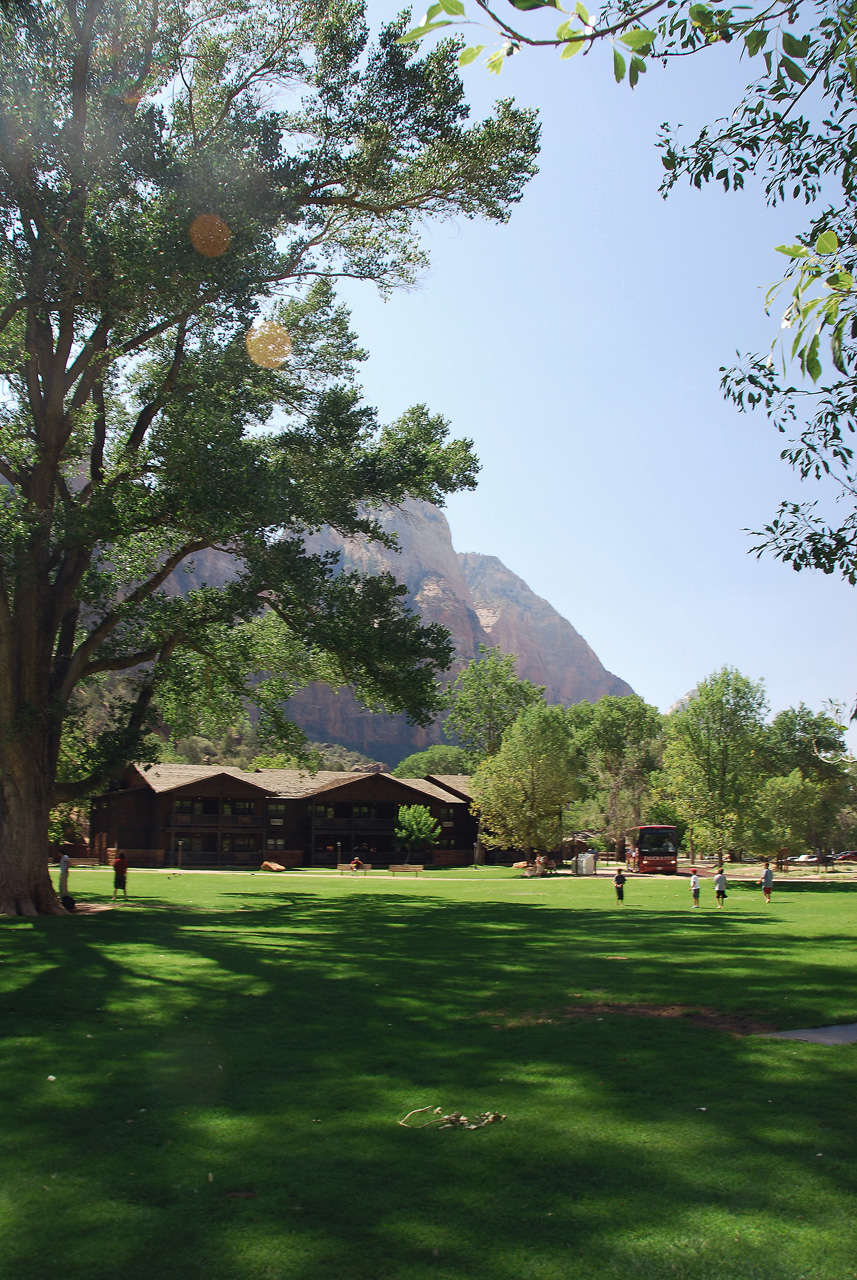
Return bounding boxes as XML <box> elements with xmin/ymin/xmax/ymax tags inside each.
<box><xmin>0</xmin><ymin>296</ymin><xmax>28</xmax><ymax>335</ymax></box>
<box><xmin>61</xmin><ymin>539</ymin><xmax>209</xmax><ymax>698</ymax></box>
<box><xmin>127</xmin><ymin>318</ymin><xmax>188</xmax><ymax>452</ymax></box>
<box><xmin>80</xmin><ymin>643</ymin><xmax>164</xmax><ymax>677</ymax></box>
<box><xmin>52</xmin><ymin>630</ymin><xmax>182</xmax><ymax>803</ymax></box>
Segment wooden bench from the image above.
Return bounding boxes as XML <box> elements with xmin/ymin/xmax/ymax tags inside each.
<box><xmin>338</xmin><ymin>862</ymin><xmax>372</xmax><ymax>875</ymax></box>
<box><xmin>388</xmin><ymin>864</ymin><xmax>423</xmax><ymax>876</ymax></box>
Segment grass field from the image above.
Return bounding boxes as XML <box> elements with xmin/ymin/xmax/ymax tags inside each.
<box><xmin>2</xmin><ymin>867</ymin><xmax>856</xmax><ymax>1280</ymax></box>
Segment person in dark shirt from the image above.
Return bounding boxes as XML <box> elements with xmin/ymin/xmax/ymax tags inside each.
<box><xmin>112</xmin><ymin>854</ymin><xmax>129</xmax><ymax>901</ymax></box>
<box><xmin>612</xmin><ymin>870</ymin><xmax>627</xmax><ymax>905</ymax></box>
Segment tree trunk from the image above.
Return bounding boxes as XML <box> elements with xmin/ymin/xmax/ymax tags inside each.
<box><xmin>0</xmin><ymin>758</ymin><xmax>65</xmax><ymax>916</ymax></box>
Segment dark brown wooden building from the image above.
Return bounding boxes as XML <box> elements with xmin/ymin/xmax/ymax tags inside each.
<box><xmin>89</xmin><ymin>764</ymin><xmax>477</xmax><ymax>868</ymax></box>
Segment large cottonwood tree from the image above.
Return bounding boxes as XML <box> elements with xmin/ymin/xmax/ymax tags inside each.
<box><xmin>0</xmin><ymin>0</ymin><xmax>539</xmax><ymax>913</ymax></box>
<box><xmin>663</xmin><ymin>666</ymin><xmax>769</xmax><ymax>857</ymax></box>
<box><xmin>471</xmin><ymin>702</ymin><xmax>581</xmax><ymax>854</ymax></box>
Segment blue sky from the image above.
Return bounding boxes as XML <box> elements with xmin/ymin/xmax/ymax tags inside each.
<box><xmin>339</xmin><ymin>9</ymin><xmax>857</xmax><ymax>745</ymax></box>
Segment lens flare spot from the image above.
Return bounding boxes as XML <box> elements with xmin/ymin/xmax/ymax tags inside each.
<box><xmin>189</xmin><ymin>213</ymin><xmax>232</xmax><ymax>258</ymax></box>
<box><xmin>245</xmin><ymin>322</ymin><xmax>293</xmax><ymax>369</ymax></box>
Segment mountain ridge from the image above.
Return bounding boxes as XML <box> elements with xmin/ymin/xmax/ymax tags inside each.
<box><xmin>167</xmin><ymin>502</ymin><xmax>633</xmax><ymax>765</ymax></box>
<box><xmin>285</xmin><ymin>500</ymin><xmax>632</xmax><ymax>764</ymax></box>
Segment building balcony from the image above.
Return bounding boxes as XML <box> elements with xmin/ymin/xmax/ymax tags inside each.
<box><xmin>166</xmin><ymin>814</ymin><xmax>266</xmax><ymax>829</ymax></box>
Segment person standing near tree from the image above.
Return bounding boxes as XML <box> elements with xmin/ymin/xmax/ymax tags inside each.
<box><xmin>689</xmin><ymin>868</ymin><xmax>701</xmax><ymax>908</ymax></box>
<box><xmin>58</xmin><ymin>851</ymin><xmax>70</xmax><ymax>902</ymax></box>
<box><xmin>713</xmin><ymin>867</ymin><xmax>727</xmax><ymax>910</ymax></box>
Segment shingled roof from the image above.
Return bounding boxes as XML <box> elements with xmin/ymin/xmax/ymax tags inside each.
<box><xmin>129</xmin><ymin>763</ymin><xmax>466</xmax><ymax>804</ymax></box>
<box><xmin>425</xmin><ymin>774</ymin><xmax>473</xmax><ymax>800</ymax></box>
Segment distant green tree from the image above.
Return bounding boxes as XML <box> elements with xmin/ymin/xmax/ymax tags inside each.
<box><xmin>251</xmin><ymin>750</ymin><xmax>324</xmax><ymax>772</ymax></box>
<box><xmin>393</xmin><ymin>745</ymin><xmax>473</xmax><ymax>778</ymax></box>
<box><xmin>765</xmin><ymin>706</ymin><xmax>847</xmax><ymax>780</ymax></box>
<box><xmin>394</xmin><ymin>805</ymin><xmax>441</xmax><ymax>859</ymax></box>
<box><xmin>471</xmin><ymin>703</ymin><xmax>581</xmax><ymax>855</ymax></box>
<box><xmin>574</xmin><ymin>695</ymin><xmax>664</xmax><ymax>853</ymax></box>
<box><xmin>643</xmin><ymin>795</ymin><xmax>688</xmax><ymax>849</ymax></box>
<box><xmin>663</xmin><ymin>667</ymin><xmax>769</xmax><ymax>859</ymax></box>
<box><xmin>444</xmin><ymin>646</ymin><xmax>544</xmax><ymax>762</ymax></box>
<box><xmin>753</xmin><ymin>768</ymin><xmax>847</xmax><ymax>858</ymax></box>
<box><xmin>831</xmin><ymin>764</ymin><xmax>857</xmax><ymax>851</ymax></box>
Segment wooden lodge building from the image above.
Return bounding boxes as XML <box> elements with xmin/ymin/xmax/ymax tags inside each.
<box><xmin>89</xmin><ymin>764</ymin><xmax>478</xmax><ymax>869</ymax></box>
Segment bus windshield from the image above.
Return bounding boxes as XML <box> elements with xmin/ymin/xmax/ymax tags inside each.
<box><xmin>639</xmin><ymin>830</ymin><xmax>677</xmax><ymax>854</ymax></box>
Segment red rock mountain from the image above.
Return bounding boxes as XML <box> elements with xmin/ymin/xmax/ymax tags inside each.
<box><xmin>169</xmin><ymin>501</ymin><xmax>632</xmax><ymax>765</ymax></box>
<box><xmin>286</xmin><ymin>501</ymin><xmax>633</xmax><ymax>765</ymax></box>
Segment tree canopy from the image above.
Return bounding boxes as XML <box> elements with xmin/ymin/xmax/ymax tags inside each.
<box><xmin>392</xmin><ymin>744</ymin><xmax>473</xmax><ymax>777</ymax></box>
<box><xmin>0</xmin><ymin>0</ymin><xmax>540</xmax><ymax>913</ymax></box>
<box><xmin>566</xmin><ymin>694</ymin><xmax>664</xmax><ymax>850</ymax></box>
<box><xmin>394</xmin><ymin>803</ymin><xmax>441</xmax><ymax>855</ymax></box>
<box><xmin>443</xmin><ymin>645</ymin><xmax>545</xmax><ymax>762</ymax></box>
<box><xmin>471</xmin><ymin>701</ymin><xmax>581</xmax><ymax>853</ymax></box>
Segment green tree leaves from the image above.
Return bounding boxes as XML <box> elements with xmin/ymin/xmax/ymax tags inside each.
<box><xmin>392</xmin><ymin>745</ymin><xmax>473</xmax><ymax>777</ymax></box>
<box><xmin>395</xmin><ymin>804</ymin><xmax>442</xmax><ymax>853</ymax></box>
<box><xmin>660</xmin><ymin>667</ymin><xmax>779</xmax><ymax>858</ymax></box>
<box><xmin>443</xmin><ymin>645</ymin><xmax>545</xmax><ymax>761</ymax></box>
<box><xmin>472</xmin><ymin>703</ymin><xmax>581</xmax><ymax>853</ymax></box>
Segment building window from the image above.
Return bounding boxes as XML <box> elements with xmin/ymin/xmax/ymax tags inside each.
<box><xmin>266</xmin><ymin>837</ymin><xmax>286</xmax><ymax>850</ymax></box>
<box><xmin>188</xmin><ymin>835</ymin><xmax>217</xmax><ymax>853</ymax></box>
<box><xmin>309</xmin><ymin>804</ymin><xmax>335</xmax><ymax>820</ymax></box>
<box><xmin>267</xmin><ymin>802</ymin><xmax>287</xmax><ymax>816</ymax></box>
<box><xmin>223</xmin><ymin>799</ymin><xmax>254</xmax><ymax>816</ymax></box>
<box><xmin>439</xmin><ymin>806</ymin><xmax>455</xmax><ymax>820</ymax></box>
<box><xmin>222</xmin><ymin>835</ymin><xmax>258</xmax><ymax>854</ymax></box>
<box><xmin>174</xmin><ymin>797</ymin><xmax>219</xmax><ymax>815</ymax></box>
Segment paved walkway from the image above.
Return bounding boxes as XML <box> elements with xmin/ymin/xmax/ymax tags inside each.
<box><xmin>765</xmin><ymin>1023</ymin><xmax>857</xmax><ymax>1045</ymax></box>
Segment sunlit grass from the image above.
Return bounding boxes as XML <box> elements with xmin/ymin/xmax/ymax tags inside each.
<box><xmin>1</xmin><ymin>870</ymin><xmax>856</xmax><ymax>1279</ymax></box>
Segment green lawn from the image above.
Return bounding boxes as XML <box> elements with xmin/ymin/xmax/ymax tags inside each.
<box><xmin>2</xmin><ymin>868</ymin><xmax>856</xmax><ymax>1280</ymax></box>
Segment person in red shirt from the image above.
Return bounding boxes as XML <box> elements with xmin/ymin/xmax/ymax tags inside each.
<box><xmin>112</xmin><ymin>854</ymin><xmax>129</xmax><ymax>901</ymax></box>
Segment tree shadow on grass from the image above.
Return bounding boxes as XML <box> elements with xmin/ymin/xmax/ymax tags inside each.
<box><xmin>729</xmin><ymin>879</ymin><xmax>857</xmax><ymax>894</ymax></box>
<box><xmin>1</xmin><ymin>892</ymin><xmax>857</xmax><ymax>1280</ymax></box>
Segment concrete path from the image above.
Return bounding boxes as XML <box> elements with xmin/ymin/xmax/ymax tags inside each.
<box><xmin>765</xmin><ymin>1023</ymin><xmax>857</xmax><ymax>1045</ymax></box>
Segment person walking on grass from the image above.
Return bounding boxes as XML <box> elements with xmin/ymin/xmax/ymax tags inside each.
<box><xmin>713</xmin><ymin>866</ymin><xmax>727</xmax><ymax>910</ymax></box>
<box><xmin>612</xmin><ymin>869</ymin><xmax>627</xmax><ymax>905</ymax></box>
<box><xmin>112</xmin><ymin>853</ymin><xmax>129</xmax><ymax>902</ymax></box>
<box><xmin>689</xmin><ymin>868</ymin><xmax>701</xmax><ymax>908</ymax></box>
<box><xmin>759</xmin><ymin>860</ymin><xmax>774</xmax><ymax>904</ymax></box>
<box><xmin>58</xmin><ymin>850</ymin><xmax>70</xmax><ymax>899</ymax></box>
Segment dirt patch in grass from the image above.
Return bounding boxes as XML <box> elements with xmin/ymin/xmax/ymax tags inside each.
<box><xmin>475</xmin><ymin>1001</ymin><xmax>775</xmax><ymax>1036</ymax></box>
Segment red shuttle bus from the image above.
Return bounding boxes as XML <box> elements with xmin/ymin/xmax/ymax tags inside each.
<box><xmin>627</xmin><ymin>825</ymin><xmax>679</xmax><ymax>874</ymax></box>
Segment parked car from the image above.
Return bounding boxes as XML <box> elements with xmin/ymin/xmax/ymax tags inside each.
<box><xmin>835</xmin><ymin>851</ymin><xmax>857</xmax><ymax>862</ymax></box>
<box><xmin>786</xmin><ymin>853</ymin><xmax>820</xmax><ymax>865</ymax></box>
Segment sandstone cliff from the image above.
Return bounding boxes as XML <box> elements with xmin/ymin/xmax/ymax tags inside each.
<box><xmin>457</xmin><ymin>551</ymin><xmax>633</xmax><ymax>707</ymax></box>
<box><xmin>284</xmin><ymin>500</ymin><xmax>632</xmax><ymax>765</ymax></box>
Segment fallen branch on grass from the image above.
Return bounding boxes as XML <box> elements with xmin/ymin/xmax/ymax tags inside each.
<box><xmin>398</xmin><ymin>1106</ymin><xmax>506</xmax><ymax>1130</ymax></box>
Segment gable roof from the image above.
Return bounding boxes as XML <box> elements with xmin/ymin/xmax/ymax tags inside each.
<box><xmin>127</xmin><ymin>763</ymin><xmax>466</xmax><ymax>804</ymax></box>
<box><xmin>391</xmin><ymin>777</ymin><xmax>467</xmax><ymax>804</ymax></box>
<box><xmin>131</xmin><ymin>763</ymin><xmax>267</xmax><ymax>794</ymax></box>
<box><xmin>425</xmin><ymin>774</ymin><xmax>474</xmax><ymax>800</ymax></box>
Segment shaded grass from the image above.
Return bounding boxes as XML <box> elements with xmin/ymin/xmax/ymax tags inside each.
<box><xmin>2</xmin><ymin>869</ymin><xmax>856</xmax><ymax>1280</ymax></box>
